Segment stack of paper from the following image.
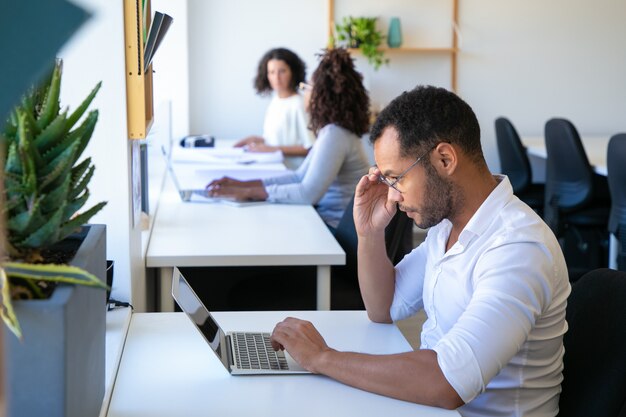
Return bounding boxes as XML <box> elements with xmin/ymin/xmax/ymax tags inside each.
<box><xmin>171</xmin><ymin>146</ymin><xmax>284</xmax><ymax>165</ymax></box>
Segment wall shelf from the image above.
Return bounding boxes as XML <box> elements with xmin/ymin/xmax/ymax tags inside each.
<box><xmin>328</xmin><ymin>0</ymin><xmax>460</xmax><ymax>91</ymax></box>
<box><xmin>123</xmin><ymin>0</ymin><xmax>154</xmax><ymax>139</ymax></box>
<box><xmin>347</xmin><ymin>47</ymin><xmax>458</xmax><ymax>53</ymax></box>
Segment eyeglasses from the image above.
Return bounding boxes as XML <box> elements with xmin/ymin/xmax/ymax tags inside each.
<box><xmin>298</xmin><ymin>82</ymin><xmax>312</xmax><ymax>92</ymax></box>
<box><xmin>378</xmin><ymin>144</ymin><xmax>438</xmax><ymax>192</ymax></box>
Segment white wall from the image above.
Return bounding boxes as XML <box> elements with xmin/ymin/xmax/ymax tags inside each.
<box><xmin>187</xmin><ymin>0</ymin><xmax>327</xmax><ymax>140</ymax></box>
<box><xmin>152</xmin><ymin>0</ymin><xmax>189</xmax><ymax>142</ymax></box>
<box><xmin>59</xmin><ymin>0</ymin><xmax>146</xmax><ymax>310</ymax></box>
<box><xmin>461</xmin><ymin>0</ymin><xmax>626</xmax><ymax>169</ymax></box>
<box><xmin>187</xmin><ymin>0</ymin><xmax>626</xmax><ymax>170</ymax></box>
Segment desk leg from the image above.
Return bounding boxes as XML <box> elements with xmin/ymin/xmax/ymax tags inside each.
<box><xmin>609</xmin><ymin>234</ymin><xmax>618</xmax><ymax>270</ymax></box>
<box><xmin>316</xmin><ymin>265</ymin><xmax>331</xmax><ymax>310</ymax></box>
<box><xmin>159</xmin><ymin>267</ymin><xmax>175</xmax><ymax>312</ymax></box>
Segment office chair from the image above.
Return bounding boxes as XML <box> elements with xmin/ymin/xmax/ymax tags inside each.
<box><xmin>331</xmin><ymin>195</ymin><xmax>414</xmax><ymax>310</ymax></box>
<box><xmin>607</xmin><ymin>133</ymin><xmax>626</xmax><ymax>271</ymax></box>
<box><xmin>494</xmin><ymin>117</ymin><xmax>544</xmax><ymax>215</ymax></box>
<box><xmin>544</xmin><ymin>118</ymin><xmax>611</xmax><ymax>278</ymax></box>
<box><xmin>558</xmin><ymin>268</ymin><xmax>626</xmax><ymax>417</ymax></box>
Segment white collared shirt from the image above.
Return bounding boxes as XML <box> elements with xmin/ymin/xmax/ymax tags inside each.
<box><xmin>391</xmin><ymin>175</ymin><xmax>570</xmax><ymax>417</ymax></box>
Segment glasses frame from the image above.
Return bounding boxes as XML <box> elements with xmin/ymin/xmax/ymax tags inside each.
<box><xmin>378</xmin><ymin>143</ymin><xmax>439</xmax><ymax>192</ymax></box>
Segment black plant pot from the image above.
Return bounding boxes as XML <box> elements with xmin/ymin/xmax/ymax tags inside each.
<box><xmin>3</xmin><ymin>224</ymin><xmax>107</xmax><ymax>417</ymax></box>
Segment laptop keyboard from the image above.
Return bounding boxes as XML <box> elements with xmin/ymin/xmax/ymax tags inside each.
<box><xmin>233</xmin><ymin>332</ymin><xmax>289</xmax><ymax>370</ymax></box>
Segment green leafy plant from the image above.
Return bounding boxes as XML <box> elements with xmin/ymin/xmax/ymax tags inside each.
<box><xmin>0</xmin><ymin>59</ymin><xmax>108</xmax><ymax>339</ymax></box>
<box><xmin>334</xmin><ymin>16</ymin><xmax>389</xmax><ymax>70</ymax></box>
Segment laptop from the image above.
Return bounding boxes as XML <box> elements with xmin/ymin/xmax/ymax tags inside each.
<box><xmin>171</xmin><ymin>267</ymin><xmax>310</xmax><ymax>375</ymax></box>
<box><xmin>162</xmin><ymin>146</ymin><xmax>240</xmax><ymax>204</ymax></box>
<box><xmin>162</xmin><ymin>147</ymin><xmax>269</xmax><ymax>206</ymax></box>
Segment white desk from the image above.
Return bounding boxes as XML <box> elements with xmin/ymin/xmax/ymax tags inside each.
<box><xmin>146</xmin><ymin>177</ymin><xmax>345</xmax><ymax>311</ymax></box>
<box><xmin>523</xmin><ymin>135</ymin><xmax>609</xmax><ymax>175</ymax></box>
<box><xmin>106</xmin><ymin>311</ymin><xmax>460</xmax><ymax>417</ymax></box>
<box><xmin>98</xmin><ymin>307</ymin><xmax>132</xmax><ymax>417</ymax></box>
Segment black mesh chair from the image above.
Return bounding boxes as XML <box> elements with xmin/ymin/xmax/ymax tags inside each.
<box><xmin>495</xmin><ymin>117</ymin><xmax>544</xmax><ymax>215</ymax></box>
<box><xmin>544</xmin><ymin>118</ymin><xmax>611</xmax><ymax>277</ymax></box>
<box><xmin>331</xmin><ymin>195</ymin><xmax>413</xmax><ymax>310</ymax></box>
<box><xmin>558</xmin><ymin>268</ymin><xmax>626</xmax><ymax>417</ymax></box>
<box><xmin>607</xmin><ymin>133</ymin><xmax>626</xmax><ymax>271</ymax></box>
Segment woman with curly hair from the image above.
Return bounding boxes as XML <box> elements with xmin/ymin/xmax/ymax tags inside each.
<box><xmin>208</xmin><ymin>48</ymin><xmax>371</xmax><ymax>228</ymax></box>
<box><xmin>234</xmin><ymin>48</ymin><xmax>315</xmax><ymax>168</ymax></box>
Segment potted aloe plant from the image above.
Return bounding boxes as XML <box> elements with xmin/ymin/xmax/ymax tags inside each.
<box><xmin>0</xmin><ymin>59</ymin><xmax>108</xmax><ymax>417</ymax></box>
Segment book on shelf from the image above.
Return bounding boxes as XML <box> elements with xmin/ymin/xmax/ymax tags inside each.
<box><xmin>144</xmin><ymin>11</ymin><xmax>173</xmax><ymax>72</ymax></box>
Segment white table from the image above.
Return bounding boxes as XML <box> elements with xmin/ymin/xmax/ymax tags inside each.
<box><xmin>146</xmin><ymin>176</ymin><xmax>345</xmax><ymax>311</ymax></box>
<box><xmin>522</xmin><ymin>135</ymin><xmax>618</xmax><ymax>268</ymax></box>
<box><xmin>98</xmin><ymin>307</ymin><xmax>132</xmax><ymax>417</ymax></box>
<box><xmin>106</xmin><ymin>311</ymin><xmax>460</xmax><ymax>417</ymax></box>
<box><xmin>522</xmin><ymin>135</ymin><xmax>609</xmax><ymax>175</ymax></box>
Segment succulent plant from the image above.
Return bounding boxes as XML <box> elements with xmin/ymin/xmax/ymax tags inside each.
<box><xmin>2</xmin><ymin>60</ymin><xmax>106</xmax><ymax>263</ymax></box>
<box><xmin>0</xmin><ymin>59</ymin><xmax>108</xmax><ymax>339</ymax></box>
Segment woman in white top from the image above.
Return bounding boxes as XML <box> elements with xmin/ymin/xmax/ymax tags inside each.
<box><xmin>234</xmin><ymin>48</ymin><xmax>315</xmax><ymax>168</ymax></box>
<box><xmin>208</xmin><ymin>48</ymin><xmax>371</xmax><ymax>228</ymax></box>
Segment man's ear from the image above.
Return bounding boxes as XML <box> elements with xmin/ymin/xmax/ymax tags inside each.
<box><xmin>432</xmin><ymin>142</ymin><xmax>458</xmax><ymax>176</ymax></box>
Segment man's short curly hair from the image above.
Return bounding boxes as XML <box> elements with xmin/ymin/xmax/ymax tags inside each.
<box><xmin>253</xmin><ymin>48</ymin><xmax>306</xmax><ymax>96</ymax></box>
<box><xmin>370</xmin><ymin>86</ymin><xmax>483</xmax><ymax>163</ymax></box>
<box><xmin>308</xmin><ymin>48</ymin><xmax>370</xmax><ymax>136</ymax></box>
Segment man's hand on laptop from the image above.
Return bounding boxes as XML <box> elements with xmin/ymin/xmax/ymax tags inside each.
<box><xmin>270</xmin><ymin>317</ymin><xmax>334</xmax><ymax>373</ymax></box>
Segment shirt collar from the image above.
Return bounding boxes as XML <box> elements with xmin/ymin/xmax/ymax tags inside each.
<box><xmin>458</xmin><ymin>175</ymin><xmax>511</xmax><ymax>245</ymax></box>
<box><xmin>432</xmin><ymin>175</ymin><xmax>513</xmax><ymax>255</ymax></box>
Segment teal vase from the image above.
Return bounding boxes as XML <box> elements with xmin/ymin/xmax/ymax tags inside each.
<box><xmin>387</xmin><ymin>17</ymin><xmax>402</xmax><ymax>48</ymax></box>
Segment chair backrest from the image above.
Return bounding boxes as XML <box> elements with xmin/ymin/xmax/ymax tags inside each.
<box><xmin>607</xmin><ymin>134</ymin><xmax>626</xmax><ymax>233</ymax></box>
<box><xmin>544</xmin><ymin>118</ymin><xmax>595</xmax><ymax>224</ymax></box>
<box><xmin>495</xmin><ymin>117</ymin><xmax>532</xmax><ymax>193</ymax></box>
<box><xmin>607</xmin><ymin>134</ymin><xmax>626</xmax><ymax>271</ymax></box>
<box><xmin>558</xmin><ymin>268</ymin><xmax>626</xmax><ymax>417</ymax></box>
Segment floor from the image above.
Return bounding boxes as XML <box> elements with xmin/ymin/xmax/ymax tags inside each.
<box><xmin>395</xmin><ymin>225</ymin><xmax>428</xmax><ymax>349</ymax></box>
<box><xmin>396</xmin><ymin>309</ymin><xmax>426</xmax><ymax>349</ymax></box>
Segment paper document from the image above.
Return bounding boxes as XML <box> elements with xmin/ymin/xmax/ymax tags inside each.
<box><xmin>194</xmin><ymin>168</ymin><xmax>288</xmax><ymax>185</ymax></box>
<box><xmin>171</xmin><ymin>146</ymin><xmax>284</xmax><ymax>165</ymax></box>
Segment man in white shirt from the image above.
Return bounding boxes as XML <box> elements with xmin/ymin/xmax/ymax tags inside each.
<box><xmin>270</xmin><ymin>86</ymin><xmax>570</xmax><ymax>416</ymax></box>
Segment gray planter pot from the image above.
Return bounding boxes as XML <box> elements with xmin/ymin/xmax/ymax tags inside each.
<box><xmin>3</xmin><ymin>224</ymin><xmax>107</xmax><ymax>417</ymax></box>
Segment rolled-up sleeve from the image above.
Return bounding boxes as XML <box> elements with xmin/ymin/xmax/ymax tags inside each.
<box><xmin>390</xmin><ymin>244</ymin><xmax>428</xmax><ymax>322</ymax></box>
<box><xmin>432</xmin><ymin>242</ymin><xmax>554</xmax><ymax>403</ymax></box>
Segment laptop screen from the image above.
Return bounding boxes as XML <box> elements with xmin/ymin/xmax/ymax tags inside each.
<box><xmin>171</xmin><ymin>268</ymin><xmax>230</xmax><ymax>369</ymax></box>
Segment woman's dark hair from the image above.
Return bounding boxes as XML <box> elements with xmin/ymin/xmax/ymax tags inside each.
<box><xmin>253</xmin><ymin>48</ymin><xmax>306</xmax><ymax>95</ymax></box>
<box><xmin>370</xmin><ymin>85</ymin><xmax>483</xmax><ymax>163</ymax></box>
<box><xmin>309</xmin><ymin>48</ymin><xmax>370</xmax><ymax>136</ymax></box>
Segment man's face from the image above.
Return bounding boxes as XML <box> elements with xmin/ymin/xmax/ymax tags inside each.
<box><xmin>374</xmin><ymin>127</ymin><xmax>453</xmax><ymax>229</ymax></box>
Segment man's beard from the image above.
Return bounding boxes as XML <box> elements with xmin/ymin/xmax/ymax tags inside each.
<box><xmin>400</xmin><ymin>162</ymin><xmax>455</xmax><ymax>229</ymax></box>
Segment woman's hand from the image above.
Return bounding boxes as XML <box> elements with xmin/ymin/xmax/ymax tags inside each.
<box><xmin>353</xmin><ymin>167</ymin><xmax>396</xmax><ymax>237</ymax></box>
<box><xmin>244</xmin><ymin>142</ymin><xmax>279</xmax><ymax>153</ymax></box>
<box><xmin>233</xmin><ymin>136</ymin><xmax>265</xmax><ymax>148</ymax></box>
<box><xmin>206</xmin><ymin>177</ymin><xmax>268</xmax><ymax>201</ymax></box>
<box><xmin>206</xmin><ymin>176</ymin><xmax>246</xmax><ymax>189</ymax></box>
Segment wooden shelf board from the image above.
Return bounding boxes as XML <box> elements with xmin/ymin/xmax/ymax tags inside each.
<box><xmin>347</xmin><ymin>47</ymin><xmax>458</xmax><ymax>53</ymax></box>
